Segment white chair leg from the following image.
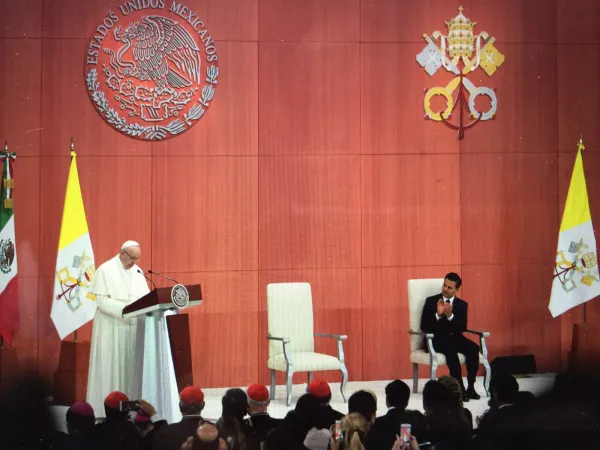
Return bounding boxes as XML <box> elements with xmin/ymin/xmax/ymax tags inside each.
<box><xmin>340</xmin><ymin>364</ymin><xmax>348</xmax><ymax>403</ymax></box>
<box><xmin>286</xmin><ymin>368</ymin><xmax>294</xmax><ymax>406</ymax></box>
<box><xmin>482</xmin><ymin>360</ymin><xmax>492</xmax><ymax>396</ymax></box>
<box><xmin>412</xmin><ymin>363</ymin><xmax>419</xmax><ymax>393</ymax></box>
<box><xmin>430</xmin><ymin>362</ymin><xmax>438</xmax><ymax>380</ymax></box>
<box><xmin>270</xmin><ymin>369</ymin><xmax>276</xmax><ymax>400</ymax></box>
<box><xmin>307</xmin><ymin>371</ymin><xmax>313</xmax><ymax>391</ymax></box>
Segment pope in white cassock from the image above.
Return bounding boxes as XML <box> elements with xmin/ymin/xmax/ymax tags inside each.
<box><xmin>86</xmin><ymin>240</ymin><xmax>150</xmax><ymax>416</ymax></box>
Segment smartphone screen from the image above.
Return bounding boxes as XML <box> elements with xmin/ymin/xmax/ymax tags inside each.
<box><xmin>400</xmin><ymin>424</ymin><xmax>411</xmax><ymax>443</ymax></box>
<box><xmin>334</xmin><ymin>420</ymin><xmax>342</xmax><ymax>440</ymax></box>
<box><xmin>119</xmin><ymin>400</ymin><xmax>139</xmax><ymax>412</ymax></box>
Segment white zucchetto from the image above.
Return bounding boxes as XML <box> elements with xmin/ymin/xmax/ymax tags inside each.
<box><xmin>121</xmin><ymin>240</ymin><xmax>140</xmax><ymax>250</ymax></box>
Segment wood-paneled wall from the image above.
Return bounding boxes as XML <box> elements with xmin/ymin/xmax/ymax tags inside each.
<box><xmin>1</xmin><ymin>0</ymin><xmax>599</xmax><ymax>388</ymax></box>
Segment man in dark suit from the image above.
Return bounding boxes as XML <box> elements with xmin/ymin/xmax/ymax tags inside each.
<box><xmin>245</xmin><ymin>383</ymin><xmax>282</xmax><ymax>443</ymax></box>
<box><xmin>473</xmin><ymin>375</ymin><xmax>530</xmax><ymax>450</ymax></box>
<box><xmin>152</xmin><ymin>386</ymin><xmax>205</xmax><ymax>450</ymax></box>
<box><xmin>420</xmin><ymin>272</ymin><xmax>481</xmax><ymax>400</ymax></box>
<box><xmin>365</xmin><ymin>380</ymin><xmax>429</xmax><ymax>450</ymax></box>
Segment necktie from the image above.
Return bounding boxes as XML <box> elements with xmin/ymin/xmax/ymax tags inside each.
<box><xmin>445</xmin><ymin>299</ymin><xmax>450</xmax><ymax>304</ymax></box>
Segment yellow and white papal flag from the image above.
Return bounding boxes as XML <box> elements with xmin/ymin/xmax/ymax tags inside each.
<box><xmin>549</xmin><ymin>139</ymin><xmax>600</xmax><ymax>317</ymax></box>
<box><xmin>51</xmin><ymin>149</ymin><xmax>96</xmax><ymax>339</ymax></box>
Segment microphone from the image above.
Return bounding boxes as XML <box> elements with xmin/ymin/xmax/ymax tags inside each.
<box><xmin>148</xmin><ymin>269</ymin><xmax>179</xmax><ymax>284</ymax></box>
<box><xmin>138</xmin><ymin>269</ymin><xmax>157</xmax><ymax>290</ymax></box>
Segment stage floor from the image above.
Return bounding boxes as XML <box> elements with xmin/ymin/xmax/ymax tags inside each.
<box><xmin>50</xmin><ymin>374</ymin><xmax>556</xmax><ymax>431</ymax></box>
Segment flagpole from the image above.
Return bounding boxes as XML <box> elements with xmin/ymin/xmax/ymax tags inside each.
<box><xmin>580</xmin><ymin>135</ymin><xmax>587</xmax><ymax>325</ymax></box>
<box><xmin>70</xmin><ymin>137</ymin><xmax>79</xmax><ymax>343</ymax></box>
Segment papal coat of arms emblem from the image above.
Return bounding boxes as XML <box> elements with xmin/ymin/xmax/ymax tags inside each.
<box><xmin>555</xmin><ymin>239</ymin><xmax>600</xmax><ymax>293</ymax></box>
<box><xmin>84</xmin><ymin>0</ymin><xmax>218</xmax><ymax>141</ymax></box>
<box><xmin>56</xmin><ymin>250</ymin><xmax>96</xmax><ymax>312</ymax></box>
<box><xmin>416</xmin><ymin>6</ymin><xmax>504</xmax><ymax>139</ymax></box>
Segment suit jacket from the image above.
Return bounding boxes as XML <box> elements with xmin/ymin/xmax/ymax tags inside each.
<box><xmin>364</xmin><ymin>408</ymin><xmax>429</xmax><ymax>450</ymax></box>
<box><xmin>152</xmin><ymin>416</ymin><xmax>204</xmax><ymax>450</ymax></box>
<box><xmin>472</xmin><ymin>405</ymin><xmax>535</xmax><ymax>450</ymax></box>
<box><xmin>321</xmin><ymin>404</ymin><xmax>344</xmax><ymax>428</ymax></box>
<box><xmin>94</xmin><ymin>418</ymin><xmax>140</xmax><ymax>450</ymax></box>
<box><xmin>245</xmin><ymin>412</ymin><xmax>283</xmax><ymax>442</ymax></box>
<box><xmin>420</xmin><ymin>294</ymin><xmax>468</xmax><ymax>338</ymax></box>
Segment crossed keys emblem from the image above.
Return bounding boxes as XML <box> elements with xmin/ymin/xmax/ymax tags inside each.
<box><xmin>56</xmin><ymin>250</ymin><xmax>96</xmax><ymax>312</ymax></box>
<box><xmin>416</xmin><ymin>6</ymin><xmax>505</xmax><ymax>139</ymax></box>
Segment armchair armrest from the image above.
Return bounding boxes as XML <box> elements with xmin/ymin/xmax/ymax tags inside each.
<box><xmin>314</xmin><ymin>333</ymin><xmax>347</xmax><ymax>341</ymax></box>
<box><xmin>314</xmin><ymin>333</ymin><xmax>347</xmax><ymax>364</ymax></box>
<box><xmin>465</xmin><ymin>329</ymin><xmax>491</xmax><ymax>338</ymax></box>
<box><xmin>409</xmin><ymin>330</ymin><xmax>436</xmax><ymax>356</ymax></box>
<box><xmin>266</xmin><ymin>335</ymin><xmax>291</xmax><ymax>343</ymax></box>
<box><xmin>266</xmin><ymin>334</ymin><xmax>293</xmax><ymax>369</ymax></box>
<box><xmin>465</xmin><ymin>330</ymin><xmax>490</xmax><ymax>360</ymax></box>
<box><xmin>408</xmin><ymin>330</ymin><xmax>434</xmax><ymax>339</ymax></box>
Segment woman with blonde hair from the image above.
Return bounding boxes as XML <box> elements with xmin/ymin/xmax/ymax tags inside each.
<box><xmin>330</xmin><ymin>413</ymin><xmax>418</xmax><ymax>450</ymax></box>
<box><xmin>336</xmin><ymin>413</ymin><xmax>369</xmax><ymax>450</ymax></box>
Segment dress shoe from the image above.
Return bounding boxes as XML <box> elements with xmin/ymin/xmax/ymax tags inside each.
<box><xmin>461</xmin><ymin>392</ymin><xmax>470</xmax><ymax>403</ymax></box>
<box><xmin>466</xmin><ymin>388</ymin><xmax>481</xmax><ymax>400</ymax></box>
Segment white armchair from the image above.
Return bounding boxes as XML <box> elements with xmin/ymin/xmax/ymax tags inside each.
<box><xmin>266</xmin><ymin>282</ymin><xmax>349</xmax><ymax>406</ymax></box>
<box><xmin>407</xmin><ymin>278</ymin><xmax>492</xmax><ymax>395</ymax></box>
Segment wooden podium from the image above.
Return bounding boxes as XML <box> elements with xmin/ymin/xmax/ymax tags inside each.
<box><xmin>122</xmin><ymin>284</ymin><xmax>202</xmax><ymax>423</ymax></box>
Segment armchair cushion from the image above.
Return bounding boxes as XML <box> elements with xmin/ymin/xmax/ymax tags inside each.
<box><xmin>268</xmin><ymin>352</ymin><xmax>342</xmax><ymax>372</ymax></box>
<box><xmin>409</xmin><ymin>349</ymin><xmax>486</xmax><ymax>365</ymax></box>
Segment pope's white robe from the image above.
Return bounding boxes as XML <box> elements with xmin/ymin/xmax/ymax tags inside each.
<box><xmin>86</xmin><ymin>255</ymin><xmax>150</xmax><ymax>416</ymax></box>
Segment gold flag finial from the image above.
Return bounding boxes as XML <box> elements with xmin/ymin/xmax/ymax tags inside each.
<box><xmin>70</xmin><ymin>137</ymin><xmax>76</xmax><ymax>157</ymax></box>
<box><xmin>578</xmin><ymin>135</ymin><xmax>585</xmax><ymax>152</ymax></box>
<box><xmin>3</xmin><ymin>142</ymin><xmax>7</xmax><ymax>152</ymax></box>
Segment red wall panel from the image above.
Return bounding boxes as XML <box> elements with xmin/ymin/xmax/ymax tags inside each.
<box><xmin>462</xmin><ymin>0</ymin><xmax>557</xmax><ymax>43</ymax></box>
<box><xmin>259</xmin><ymin>155</ymin><xmax>361</xmax><ymax>270</ymax></box>
<box><xmin>152</xmin><ymin>156</ymin><xmax>258</xmax><ymax>273</ymax></box>
<box><xmin>557</xmin><ymin>0</ymin><xmax>600</xmax><ymax>43</ymax></box>
<box><xmin>0</xmin><ymin>0</ymin><xmax>43</xmax><ymax>38</ymax></box>
<box><xmin>361</xmin><ymin>43</ymin><xmax>459</xmax><ymax>155</ymax></box>
<box><xmin>362</xmin><ymin>154</ymin><xmax>461</xmax><ymax>267</ymax></box>
<box><xmin>0</xmin><ymin>39</ymin><xmax>42</xmax><ymax>157</ymax></box>
<box><xmin>12</xmin><ymin>276</ymin><xmax>39</xmax><ymax>371</ymax></box>
<box><xmin>361</xmin><ymin>0</ymin><xmax>461</xmax><ymax>43</ymax></box>
<box><xmin>259</xmin><ymin>43</ymin><xmax>360</xmax><ymax>155</ymax></box>
<box><xmin>14</xmin><ymin>158</ymin><xmax>41</xmax><ymax>278</ymax></box>
<box><xmin>557</xmin><ymin>45</ymin><xmax>600</xmax><ymax>152</ymax></box>
<box><xmin>259</xmin><ymin>0</ymin><xmax>359</xmax><ymax>42</ymax></box>
<box><xmin>461</xmin><ymin>153</ymin><xmax>559</xmax><ymax>265</ymax></box>
<box><xmin>2</xmin><ymin>0</ymin><xmax>598</xmax><ymax>390</ymax></box>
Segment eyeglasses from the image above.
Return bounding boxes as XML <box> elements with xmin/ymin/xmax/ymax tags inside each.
<box><xmin>123</xmin><ymin>249</ymin><xmax>140</xmax><ymax>262</ymax></box>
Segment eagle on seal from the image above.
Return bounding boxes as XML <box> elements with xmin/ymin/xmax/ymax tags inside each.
<box><xmin>118</xmin><ymin>15</ymin><xmax>201</xmax><ymax>89</ymax></box>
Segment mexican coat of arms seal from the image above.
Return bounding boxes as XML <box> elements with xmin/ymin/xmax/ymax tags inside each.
<box><xmin>84</xmin><ymin>0</ymin><xmax>218</xmax><ymax>140</ymax></box>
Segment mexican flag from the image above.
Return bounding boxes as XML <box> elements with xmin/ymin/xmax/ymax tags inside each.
<box><xmin>0</xmin><ymin>148</ymin><xmax>19</xmax><ymax>346</ymax></box>
<box><xmin>51</xmin><ymin>149</ymin><xmax>96</xmax><ymax>339</ymax></box>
